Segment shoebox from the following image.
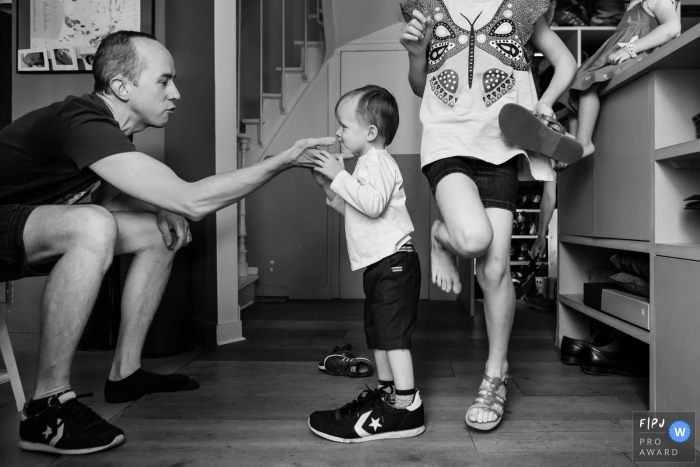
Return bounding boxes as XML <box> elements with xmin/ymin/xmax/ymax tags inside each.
<box><xmin>600</xmin><ymin>288</ymin><xmax>650</xmax><ymax>330</ymax></box>
<box><xmin>583</xmin><ymin>282</ymin><xmax>623</xmax><ymax>310</ymax></box>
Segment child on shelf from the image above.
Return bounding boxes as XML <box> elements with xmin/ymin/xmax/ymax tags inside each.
<box><xmin>400</xmin><ymin>0</ymin><xmax>577</xmax><ymax>431</ymax></box>
<box><xmin>307</xmin><ymin>85</ymin><xmax>425</xmax><ymax>443</ymax></box>
<box><xmin>557</xmin><ymin>0</ymin><xmax>682</xmax><ymax>170</ymax></box>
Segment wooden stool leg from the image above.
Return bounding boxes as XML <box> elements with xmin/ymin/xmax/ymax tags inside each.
<box><xmin>0</xmin><ymin>308</ymin><xmax>26</xmax><ymax>412</ymax></box>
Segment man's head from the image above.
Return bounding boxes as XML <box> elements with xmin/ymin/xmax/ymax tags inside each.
<box><xmin>93</xmin><ymin>31</ymin><xmax>180</xmax><ymax>129</ymax></box>
<box><xmin>334</xmin><ymin>85</ymin><xmax>399</xmax><ymax>155</ymax></box>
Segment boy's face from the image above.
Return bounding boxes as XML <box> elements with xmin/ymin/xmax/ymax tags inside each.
<box><xmin>335</xmin><ymin>96</ymin><xmax>371</xmax><ymax>156</ymax></box>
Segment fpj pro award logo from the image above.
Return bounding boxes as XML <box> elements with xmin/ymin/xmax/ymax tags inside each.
<box><xmin>633</xmin><ymin>412</ymin><xmax>696</xmax><ymax>463</ymax></box>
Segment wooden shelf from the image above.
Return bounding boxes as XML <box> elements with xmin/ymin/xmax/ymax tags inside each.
<box><xmin>656</xmin><ymin>243</ymin><xmax>700</xmax><ymax>262</ymax></box>
<box><xmin>655</xmin><ymin>139</ymin><xmax>700</xmax><ymax>168</ymax></box>
<box><xmin>560</xmin><ymin>234</ymin><xmax>650</xmax><ymax>253</ymax></box>
<box><xmin>559</xmin><ymin>294</ymin><xmax>650</xmax><ymax>343</ymax></box>
<box><xmin>516</xmin><ymin>209</ymin><xmax>540</xmax><ymax>212</ymax></box>
<box><xmin>551</xmin><ymin>26</ymin><xmax>616</xmax><ymax>32</ymax></box>
<box><xmin>511</xmin><ymin>261</ymin><xmax>546</xmax><ymax>266</ymax></box>
<box><xmin>512</xmin><ymin>235</ymin><xmax>538</xmax><ymax>239</ymax></box>
<box><xmin>601</xmin><ymin>23</ymin><xmax>700</xmax><ymax>97</ymax></box>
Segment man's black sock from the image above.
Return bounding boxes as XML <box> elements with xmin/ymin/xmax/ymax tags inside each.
<box><xmin>104</xmin><ymin>368</ymin><xmax>199</xmax><ymax>403</ymax></box>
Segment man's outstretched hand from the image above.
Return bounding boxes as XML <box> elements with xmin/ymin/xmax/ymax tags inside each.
<box><xmin>289</xmin><ymin>136</ymin><xmax>337</xmax><ymax>167</ymax></box>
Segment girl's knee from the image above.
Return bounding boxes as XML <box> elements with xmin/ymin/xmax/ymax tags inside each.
<box><xmin>476</xmin><ymin>258</ymin><xmax>510</xmax><ymax>289</ymax></box>
<box><xmin>449</xmin><ymin>227</ymin><xmax>492</xmax><ymax>258</ymax></box>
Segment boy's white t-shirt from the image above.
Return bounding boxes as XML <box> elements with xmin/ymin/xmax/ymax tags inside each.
<box><xmin>327</xmin><ymin>147</ymin><xmax>414</xmax><ymax>271</ymax></box>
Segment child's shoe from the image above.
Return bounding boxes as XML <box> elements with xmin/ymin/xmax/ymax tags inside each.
<box><xmin>308</xmin><ymin>390</ymin><xmax>425</xmax><ymax>443</ymax></box>
<box><xmin>317</xmin><ymin>344</ymin><xmax>354</xmax><ymax>372</ymax></box>
<box><xmin>499</xmin><ymin>103</ymin><xmax>583</xmax><ymax>165</ymax></box>
<box><xmin>321</xmin><ymin>355</ymin><xmax>375</xmax><ymax>378</ymax></box>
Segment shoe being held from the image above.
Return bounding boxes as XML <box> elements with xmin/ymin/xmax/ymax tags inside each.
<box><xmin>19</xmin><ymin>391</ymin><xmax>125</xmax><ymax>455</ymax></box>
<box><xmin>308</xmin><ymin>388</ymin><xmax>425</xmax><ymax>443</ymax></box>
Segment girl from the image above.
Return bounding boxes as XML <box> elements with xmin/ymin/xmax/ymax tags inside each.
<box><xmin>559</xmin><ymin>0</ymin><xmax>681</xmax><ymax>169</ymax></box>
<box><xmin>400</xmin><ymin>0</ymin><xmax>577</xmax><ymax>431</ymax></box>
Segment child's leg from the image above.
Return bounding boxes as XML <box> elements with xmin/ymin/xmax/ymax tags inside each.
<box><xmin>387</xmin><ymin>349</ymin><xmax>414</xmax><ymax>390</ymax></box>
<box><xmin>468</xmin><ymin>207</ymin><xmax>514</xmax><ymax>424</ymax></box>
<box><xmin>374</xmin><ymin>349</ymin><xmax>395</xmax><ymax>393</ymax></box>
<box><xmin>574</xmin><ymin>84</ymin><xmax>601</xmax><ymax>157</ymax></box>
<box><xmin>432</xmin><ymin>174</ymin><xmax>494</xmax><ymax>294</ymax></box>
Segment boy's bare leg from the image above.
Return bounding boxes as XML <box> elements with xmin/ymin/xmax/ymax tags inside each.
<box><xmin>387</xmin><ymin>349</ymin><xmax>414</xmax><ymax>390</ymax></box>
<box><xmin>373</xmin><ymin>350</ymin><xmax>394</xmax><ymax>383</ymax></box>
<box><xmin>468</xmin><ymin>208</ymin><xmax>514</xmax><ymax>424</ymax></box>
<box><xmin>432</xmin><ymin>173</ymin><xmax>493</xmax><ymax>294</ymax></box>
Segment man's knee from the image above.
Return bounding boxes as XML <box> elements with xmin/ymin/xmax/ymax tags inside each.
<box><xmin>449</xmin><ymin>226</ymin><xmax>492</xmax><ymax>259</ymax></box>
<box><xmin>69</xmin><ymin>205</ymin><xmax>118</xmax><ymax>260</ymax></box>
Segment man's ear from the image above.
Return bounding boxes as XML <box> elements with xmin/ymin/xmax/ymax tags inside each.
<box><xmin>367</xmin><ymin>125</ymin><xmax>379</xmax><ymax>142</ymax></box>
<box><xmin>109</xmin><ymin>77</ymin><xmax>130</xmax><ymax>102</ymax></box>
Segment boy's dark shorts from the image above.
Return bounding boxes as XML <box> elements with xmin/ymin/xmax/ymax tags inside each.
<box><xmin>0</xmin><ymin>204</ymin><xmax>52</xmax><ymax>282</ymax></box>
<box><xmin>363</xmin><ymin>244</ymin><xmax>421</xmax><ymax>351</ymax></box>
<box><xmin>422</xmin><ymin>156</ymin><xmax>518</xmax><ymax>214</ymax></box>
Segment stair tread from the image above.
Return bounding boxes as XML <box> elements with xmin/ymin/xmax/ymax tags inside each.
<box><xmin>238</xmin><ymin>275</ymin><xmax>259</xmax><ymax>290</ymax></box>
<box><xmin>294</xmin><ymin>40</ymin><xmax>323</xmax><ymax>47</ymax></box>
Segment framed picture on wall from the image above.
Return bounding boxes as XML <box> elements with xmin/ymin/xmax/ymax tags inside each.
<box><xmin>17</xmin><ymin>49</ymin><xmax>49</xmax><ymax>71</ymax></box>
<box><xmin>16</xmin><ymin>0</ymin><xmax>154</xmax><ymax>74</ymax></box>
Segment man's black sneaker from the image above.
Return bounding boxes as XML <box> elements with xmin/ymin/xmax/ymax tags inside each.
<box><xmin>308</xmin><ymin>390</ymin><xmax>425</xmax><ymax>443</ymax></box>
<box><xmin>317</xmin><ymin>344</ymin><xmax>354</xmax><ymax>372</ymax></box>
<box><xmin>19</xmin><ymin>391</ymin><xmax>125</xmax><ymax>455</ymax></box>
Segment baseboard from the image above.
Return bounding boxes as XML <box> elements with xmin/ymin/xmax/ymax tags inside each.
<box><xmin>192</xmin><ymin>319</ymin><xmax>244</xmax><ymax>348</ymax></box>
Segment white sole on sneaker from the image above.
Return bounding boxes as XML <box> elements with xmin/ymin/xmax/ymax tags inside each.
<box><xmin>308</xmin><ymin>419</ymin><xmax>425</xmax><ymax>443</ymax></box>
<box><xmin>19</xmin><ymin>434</ymin><xmax>125</xmax><ymax>455</ymax></box>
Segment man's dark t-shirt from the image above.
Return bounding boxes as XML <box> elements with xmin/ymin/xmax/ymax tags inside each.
<box><xmin>0</xmin><ymin>93</ymin><xmax>136</xmax><ymax>205</ymax></box>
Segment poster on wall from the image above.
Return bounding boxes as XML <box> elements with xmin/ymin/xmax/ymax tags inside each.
<box><xmin>30</xmin><ymin>0</ymin><xmax>140</xmax><ymax>51</ymax></box>
<box><xmin>16</xmin><ymin>0</ymin><xmax>153</xmax><ymax>73</ymax></box>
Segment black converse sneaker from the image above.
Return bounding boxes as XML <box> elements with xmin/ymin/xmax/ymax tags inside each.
<box><xmin>317</xmin><ymin>344</ymin><xmax>354</xmax><ymax>372</ymax></box>
<box><xmin>308</xmin><ymin>389</ymin><xmax>425</xmax><ymax>443</ymax></box>
<box><xmin>19</xmin><ymin>391</ymin><xmax>125</xmax><ymax>455</ymax></box>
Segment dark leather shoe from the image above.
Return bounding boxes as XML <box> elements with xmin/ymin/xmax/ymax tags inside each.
<box><xmin>580</xmin><ymin>338</ymin><xmax>649</xmax><ymax>376</ymax></box>
<box><xmin>560</xmin><ymin>332</ymin><xmax>610</xmax><ymax>365</ymax></box>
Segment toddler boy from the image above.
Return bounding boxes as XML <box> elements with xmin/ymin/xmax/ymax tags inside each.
<box><xmin>308</xmin><ymin>85</ymin><xmax>424</xmax><ymax>442</ymax></box>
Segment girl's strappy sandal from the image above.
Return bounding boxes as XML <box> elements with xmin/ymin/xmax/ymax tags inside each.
<box><xmin>465</xmin><ymin>372</ymin><xmax>509</xmax><ymax>431</ymax></box>
<box><xmin>498</xmin><ymin>103</ymin><xmax>583</xmax><ymax>165</ymax></box>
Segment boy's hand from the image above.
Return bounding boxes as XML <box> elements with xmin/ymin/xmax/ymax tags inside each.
<box><xmin>607</xmin><ymin>49</ymin><xmax>630</xmax><ymax>65</ymax></box>
<box><xmin>313</xmin><ymin>150</ymin><xmax>345</xmax><ymax>181</ymax></box>
<box><xmin>400</xmin><ymin>10</ymin><xmax>434</xmax><ymax>57</ymax></box>
<box><xmin>535</xmin><ymin>101</ymin><xmax>555</xmax><ymax>119</ymax></box>
<box><xmin>310</xmin><ymin>168</ymin><xmax>330</xmax><ymax>186</ymax></box>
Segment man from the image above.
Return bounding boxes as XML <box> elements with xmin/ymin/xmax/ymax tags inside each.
<box><xmin>0</xmin><ymin>30</ymin><xmax>334</xmax><ymax>455</ymax></box>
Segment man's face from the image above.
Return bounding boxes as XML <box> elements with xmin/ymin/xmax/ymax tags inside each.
<box><xmin>127</xmin><ymin>39</ymin><xmax>180</xmax><ymax>129</ymax></box>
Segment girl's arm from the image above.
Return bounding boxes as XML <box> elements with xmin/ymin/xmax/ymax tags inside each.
<box><xmin>400</xmin><ymin>10</ymin><xmax>434</xmax><ymax>97</ymax></box>
<box><xmin>629</xmin><ymin>0</ymin><xmax>681</xmax><ymax>52</ymax></box>
<box><xmin>528</xmin><ymin>17</ymin><xmax>579</xmax><ymax>116</ymax></box>
<box><xmin>608</xmin><ymin>0</ymin><xmax>681</xmax><ymax>63</ymax></box>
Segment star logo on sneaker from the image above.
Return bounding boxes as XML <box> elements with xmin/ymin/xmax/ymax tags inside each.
<box><xmin>42</xmin><ymin>426</ymin><xmax>52</xmax><ymax>439</ymax></box>
<box><xmin>369</xmin><ymin>417</ymin><xmax>382</xmax><ymax>432</ymax></box>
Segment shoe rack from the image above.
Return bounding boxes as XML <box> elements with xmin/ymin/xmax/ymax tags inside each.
<box><xmin>557</xmin><ymin>23</ymin><xmax>700</xmax><ymax>419</ymax></box>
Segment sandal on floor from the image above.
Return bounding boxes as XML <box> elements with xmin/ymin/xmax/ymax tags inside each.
<box><xmin>465</xmin><ymin>373</ymin><xmax>508</xmax><ymax>431</ymax></box>
<box><xmin>499</xmin><ymin>103</ymin><xmax>583</xmax><ymax>165</ymax></box>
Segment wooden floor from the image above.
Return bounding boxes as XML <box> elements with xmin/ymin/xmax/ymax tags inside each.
<box><xmin>2</xmin><ymin>299</ymin><xmax>695</xmax><ymax>466</ymax></box>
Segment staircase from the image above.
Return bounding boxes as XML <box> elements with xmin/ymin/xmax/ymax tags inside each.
<box><xmin>236</xmin><ymin>0</ymin><xmax>326</xmax><ymax>309</ymax></box>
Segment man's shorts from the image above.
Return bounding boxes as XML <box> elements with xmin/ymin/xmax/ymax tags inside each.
<box><xmin>0</xmin><ymin>205</ymin><xmax>51</xmax><ymax>282</ymax></box>
<box><xmin>422</xmin><ymin>156</ymin><xmax>518</xmax><ymax>214</ymax></box>
<box><xmin>363</xmin><ymin>244</ymin><xmax>421</xmax><ymax>351</ymax></box>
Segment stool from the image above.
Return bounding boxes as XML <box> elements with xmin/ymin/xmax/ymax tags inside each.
<box><xmin>0</xmin><ymin>281</ymin><xmax>26</xmax><ymax>412</ymax></box>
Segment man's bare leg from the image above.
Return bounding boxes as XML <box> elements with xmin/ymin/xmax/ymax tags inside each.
<box><xmin>103</xmin><ymin>212</ymin><xmax>198</xmax><ymax>402</ymax></box>
<box><xmin>107</xmin><ymin>212</ymin><xmax>175</xmax><ymax>380</ymax></box>
<box><xmin>23</xmin><ymin>205</ymin><xmax>118</xmax><ymax>399</ymax></box>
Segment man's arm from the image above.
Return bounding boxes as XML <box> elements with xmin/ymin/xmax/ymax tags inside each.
<box><xmin>89</xmin><ymin>137</ymin><xmax>335</xmax><ymax>221</ymax></box>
